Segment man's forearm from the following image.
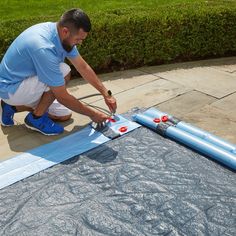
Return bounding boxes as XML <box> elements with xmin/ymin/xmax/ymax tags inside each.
<box><xmin>57</xmin><ymin>93</ymin><xmax>96</xmax><ymax>117</ymax></box>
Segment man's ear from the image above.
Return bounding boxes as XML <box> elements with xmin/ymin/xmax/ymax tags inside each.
<box><xmin>62</xmin><ymin>27</ymin><xmax>70</xmax><ymax>37</ymax></box>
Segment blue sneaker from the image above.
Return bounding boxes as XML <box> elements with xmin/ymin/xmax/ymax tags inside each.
<box><xmin>24</xmin><ymin>112</ymin><xmax>64</xmax><ymax>135</ymax></box>
<box><xmin>0</xmin><ymin>100</ymin><xmax>16</xmax><ymax>126</ymax></box>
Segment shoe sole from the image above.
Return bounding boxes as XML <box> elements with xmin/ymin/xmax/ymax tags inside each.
<box><xmin>25</xmin><ymin>123</ymin><xmax>62</xmax><ymax>136</ymax></box>
<box><xmin>0</xmin><ymin>101</ymin><xmax>14</xmax><ymax>127</ymax></box>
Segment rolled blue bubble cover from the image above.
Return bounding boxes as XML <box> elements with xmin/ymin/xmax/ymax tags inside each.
<box><xmin>133</xmin><ymin>108</ymin><xmax>236</xmax><ymax>171</ymax></box>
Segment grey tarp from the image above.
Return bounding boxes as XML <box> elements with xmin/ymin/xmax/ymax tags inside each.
<box><xmin>0</xmin><ymin>113</ymin><xmax>235</xmax><ymax>236</ymax></box>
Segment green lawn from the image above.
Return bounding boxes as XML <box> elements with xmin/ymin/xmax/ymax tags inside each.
<box><xmin>0</xmin><ymin>0</ymin><xmax>235</xmax><ymax>22</ymax></box>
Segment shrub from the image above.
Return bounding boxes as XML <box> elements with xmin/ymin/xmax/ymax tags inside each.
<box><xmin>0</xmin><ymin>3</ymin><xmax>235</xmax><ymax>73</ymax></box>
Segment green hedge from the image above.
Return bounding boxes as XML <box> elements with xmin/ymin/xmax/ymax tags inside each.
<box><xmin>0</xmin><ymin>3</ymin><xmax>236</xmax><ymax>73</ymax></box>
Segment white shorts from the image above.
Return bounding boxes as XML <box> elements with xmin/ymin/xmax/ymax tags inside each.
<box><xmin>3</xmin><ymin>62</ymin><xmax>72</xmax><ymax>117</ymax></box>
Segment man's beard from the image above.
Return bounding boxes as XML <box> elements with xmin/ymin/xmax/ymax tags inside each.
<box><xmin>62</xmin><ymin>39</ymin><xmax>73</xmax><ymax>52</ymax></box>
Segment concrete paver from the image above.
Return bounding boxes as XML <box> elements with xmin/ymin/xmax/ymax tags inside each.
<box><xmin>1</xmin><ymin>57</ymin><xmax>236</xmax><ymax>161</ymax></box>
<box><xmin>155</xmin><ymin>90</ymin><xmax>217</xmax><ymax>118</ymax></box>
<box><xmin>68</xmin><ymin>69</ymin><xmax>158</xmax><ymax>104</ymax></box>
<box><xmin>142</xmin><ymin>67</ymin><xmax>236</xmax><ymax>98</ymax></box>
<box><xmin>140</xmin><ymin>57</ymin><xmax>236</xmax><ymax>73</ymax></box>
<box><xmin>212</xmin><ymin>64</ymin><xmax>236</xmax><ymax>73</ymax></box>
<box><xmin>92</xmin><ymin>79</ymin><xmax>191</xmax><ymax>114</ymax></box>
<box><xmin>211</xmin><ymin>92</ymin><xmax>236</xmax><ymax>116</ymax></box>
<box><xmin>183</xmin><ymin>105</ymin><xmax>236</xmax><ymax>144</ymax></box>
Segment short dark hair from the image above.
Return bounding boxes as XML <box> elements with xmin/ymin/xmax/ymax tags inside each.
<box><xmin>58</xmin><ymin>8</ymin><xmax>91</xmax><ymax>32</ymax></box>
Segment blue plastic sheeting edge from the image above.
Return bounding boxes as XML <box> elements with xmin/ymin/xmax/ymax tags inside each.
<box><xmin>133</xmin><ymin>108</ymin><xmax>236</xmax><ymax>171</ymax></box>
<box><xmin>0</xmin><ymin>115</ymin><xmax>140</xmax><ymax>190</ymax></box>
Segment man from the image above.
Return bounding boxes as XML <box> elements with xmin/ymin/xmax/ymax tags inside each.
<box><xmin>0</xmin><ymin>8</ymin><xmax>117</xmax><ymax>135</ymax></box>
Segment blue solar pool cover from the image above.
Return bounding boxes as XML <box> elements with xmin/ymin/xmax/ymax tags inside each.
<box><xmin>0</xmin><ymin>112</ymin><xmax>235</xmax><ymax>236</ymax></box>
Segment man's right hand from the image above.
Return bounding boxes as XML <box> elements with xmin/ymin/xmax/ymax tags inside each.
<box><xmin>90</xmin><ymin>110</ymin><xmax>110</xmax><ymax>123</ymax></box>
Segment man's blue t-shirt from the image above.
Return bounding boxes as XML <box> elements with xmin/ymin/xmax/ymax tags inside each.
<box><xmin>0</xmin><ymin>22</ymin><xmax>79</xmax><ymax>99</ymax></box>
